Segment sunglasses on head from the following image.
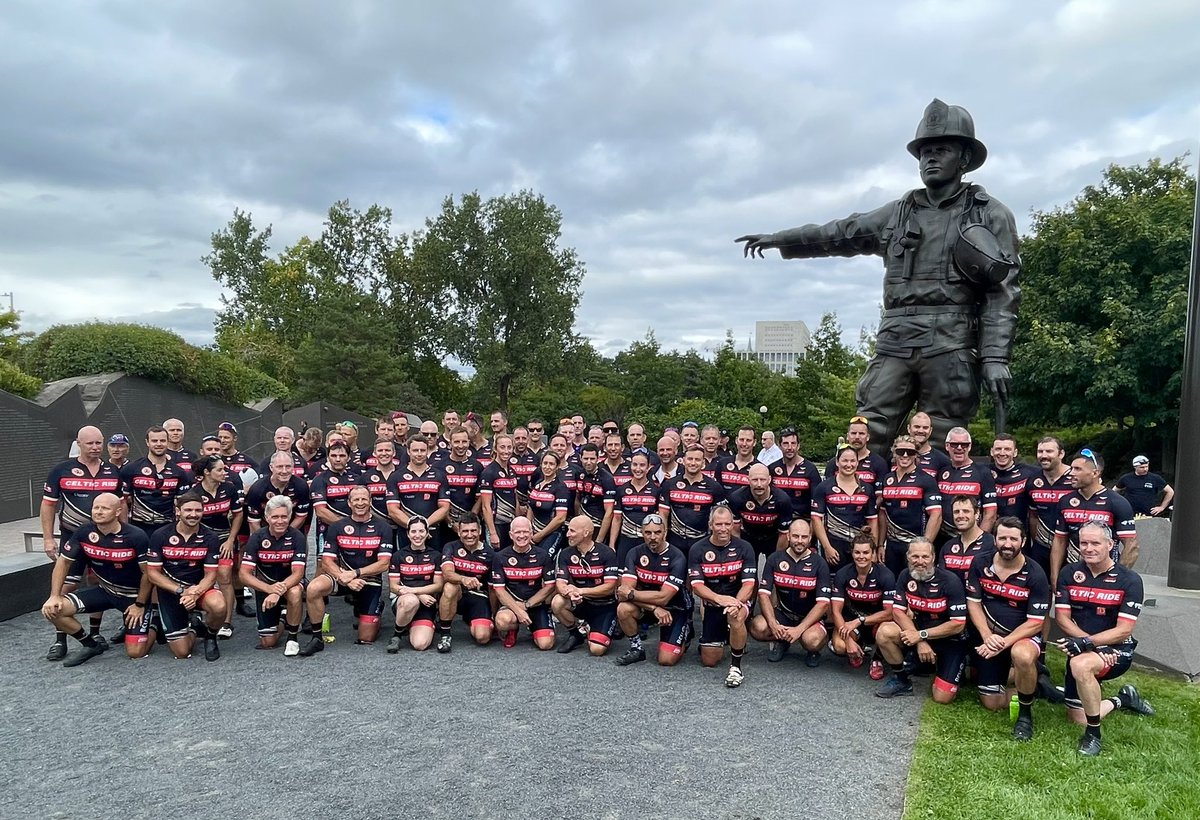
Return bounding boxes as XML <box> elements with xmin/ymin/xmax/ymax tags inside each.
<box><xmin>1080</xmin><ymin>448</ymin><xmax>1100</xmax><ymax>468</ymax></box>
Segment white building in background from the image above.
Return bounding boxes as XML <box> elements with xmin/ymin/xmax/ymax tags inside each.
<box><xmin>735</xmin><ymin>320</ymin><xmax>811</xmax><ymax>376</ymax></box>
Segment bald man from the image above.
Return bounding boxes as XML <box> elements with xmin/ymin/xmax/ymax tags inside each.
<box><xmin>41</xmin><ymin>425</ymin><xmax>123</xmax><ymax>659</ymax></box>
<box><xmin>551</xmin><ymin>515</ymin><xmax>621</xmax><ymax>655</ymax></box>
<box><xmin>41</xmin><ymin>493</ymin><xmax>155</xmax><ymax>666</ymax></box>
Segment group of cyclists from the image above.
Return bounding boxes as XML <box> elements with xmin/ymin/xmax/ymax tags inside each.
<box><xmin>37</xmin><ymin>408</ymin><xmax>1158</xmax><ymax>756</ymax></box>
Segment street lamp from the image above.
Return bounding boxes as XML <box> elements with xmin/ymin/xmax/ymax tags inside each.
<box><xmin>758</xmin><ymin>405</ymin><xmax>768</xmax><ymax>427</ymax></box>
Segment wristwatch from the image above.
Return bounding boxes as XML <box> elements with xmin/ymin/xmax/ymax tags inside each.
<box><xmin>175</xmin><ymin>584</ymin><xmax>185</xmax><ymax>596</ymax></box>
<box><xmin>858</xmin><ymin>615</ymin><xmax>867</xmax><ymax>625</ymax></box>
<box><xmin>918</xmin><ymin>629</ymin><xmax>929</xmax><ymax>641</ymax></box>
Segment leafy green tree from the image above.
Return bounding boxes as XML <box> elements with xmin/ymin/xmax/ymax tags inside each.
<box><xmin>1010</xmin><ymin>157</ymin><xmax>1192</xmax><ymax>458</ymax></box>
<box><xmin>413</xmin><ymin>190</ymin><xmax>584</xmax><ymax>410</ymax></box>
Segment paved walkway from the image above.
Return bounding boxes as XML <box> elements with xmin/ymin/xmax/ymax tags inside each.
<box><xmin>0</xmin><ymin>516</ymin><xmax>43</xmax><ymax>561</ymax></box>
<box><xmin>0</xmin><ymin>606</ymin><xmax>923</xmax><ymax>819</ymax></box>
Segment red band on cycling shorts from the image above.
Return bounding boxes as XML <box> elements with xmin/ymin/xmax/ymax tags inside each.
<box><xmin>662</xmin><ymin>641</ymin><xmax>685</xmax><ymax>655</ymax></box>
<box><xmin>532</xmin><ymin>628</ymin><xmax>554</xmax><ymax>639</ymax></box>
<box><xmin>587</xmin><ymin>631</ymin><xmax>612</xmax><ymax>647</ymax></box>
<box><xmin>411</xmin><ymin>619</ymin><xmax>434</xmax><ymax>629</ymax></box>
<box><xmin>125</xmin><ymin>633</ymin><xmax>148</xmax><ymax>646</ymax></box>
<box><xmin>470</xmin><ymin>618</ymin><xmax>494</xmax><ymax>629</ymax></box>
<box><xmin>217</xmin><ymin>558</ymin><xmax>234</xmax><ymax>567</ymax></box>
<box><xmin>359</xmin><ymin>615</ymin><xmax>380</xmax><ymax>626</ymax></box>
<box><xmin>932</xmin><ymin>676</ymin><xmax>959</xmax><ymax>695</ymax></box>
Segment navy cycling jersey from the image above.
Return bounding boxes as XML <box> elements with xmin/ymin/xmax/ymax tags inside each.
<box><xmin>991</xmin><ymin>462</ymin><xmax>1038</xmax><ymax>521</ymax></box>
<box><xmin>441</xmin><ymin>457</ymin><xmax>483</xmax><ymax>522</ymax></box>
<box><xmin>441</xmin><ymin>540</ymin><xmax>495</xmax><ymax>586</ymax></box>
<box><xmin>310</xmin><ymin>468</ymin><xmax>366</xmax><ymax>521</ymax></box>
<box><xmin>621</xmin><ymin>542</ymin><xmax>690</xmax><ymax>612</ymax></box>
<box><xmin>659</xmin><ymin>474</ymin><xmax>726</xmax><ymax>544</ymax></box>
<box><xmin>611</xmin><ymin>479</ymin><xmax>661</xmax><ymax>541</ymax></box>
<box><xmin>1054</xmin><ymin>488</ymin><xmax>1137</xmax><ymax>564</ymax></box>
<box><xmin>360</xmin><ymin>467</ymin><xmax>398</xmax><ymax>519</ymax></box>
<box><xmin>490</xmin><ymin>546</ymin><xmax>554</xmax><ymax>601</ymax></box>
<box><xmin>824</xmin><ymin>451</ymin><xmax>890</xmax><ymax>488</ymax></box>
<box><xmin>120</xmin><ymin>457</ymin><xmax>191</xmax><ymax>527</ymax></box>
<box><xmin>711</xmin><ymin>456</ymin><xmax>757</xmax><ymax>492</ymax></box>
<box><xmin>894</xmin><ymin>566</ymin><xmax>968</xmax><ymax>637</ymax></box>
<box><xmin>769</xmin><ymin>458</ymin><xmax>822</xmax><ymax>518</ymax></box>
<box><xmin>1025</xmin><ymin>468</ymin><xmax>1075</xmax><ymax>548</ymax></box>
<box><xmin>243</xmin><ymin>475</ymin><xmax>312</xmax><ymax>525</ymax></box>
<box><xmin>938</xmin><ymin>531</ymin><xmax>996</xmax><ymax>587</ymax></box>
<box><xmin>687</xmin><ymin>536</ymin><xmax>757</xmax><ymax>597</ymax></box>
<box><xmin>479</xmin><ymin>462</ymin><xmax>521</xmax><ymax>524</ymax></box>
<box><xmin>60</xmin><ymin>523</ymin><xmax>149</xmax><ymax>598</ymax></box>
<box><xmin>386</xmin><ymin>465</ymin><xmax>448</xmax><ymax>521</ymax></box>
<box><xmin>146</xmin><ymin>524</ymin><xmax>221</xmax><ymax>586</ymax></box>
<box><xmin>322</xmin><ymin>516</ymin><xmax>394</xmax><ymax>583</ymax></box>
<box><xmin>937</xmin><ymin>464</ymin><xmax>998</xmax><ymax>537</ymax></box>
<box><xmin>877</xmin><ymin>469</ymin><xmax>942</xmax><ymax>544</ymax></box>
<box><xmin>555</xmin><ymin>542</ymin><xmax>620</xmax><ymax>604</ymax></box>
<box><xmin>527</xmin><ymin>479</ymin><xmax>571</xmax><ymax>532</ymax></box>
<box><xmin>575</xmin><ymin>469</ymin><xmax>617</xmax><ymax>529</ymax></box>
<box><xmin>966</xmin><ymin>554</ymin><xmax>1050</xmax><ymax>635</ymax></box>
<box><xmin>1054</xmin><ymin>561</ymin><xmax>1143</xmax><ymax>637</ymax></box>
<box><xmin>811</xmin><ymin>479</ymin><xmax>877</xmax><ymax>545</ymax></box>
<box><xmin>726</xmin><ymin>486</ymin><xmax>794</xmax><ymax>554</ymax></box>
<box><xmin>918</xmin><ymin>447</ymin><xmax>951</xmax><ymax>478</ymax></box>
<box><xmin>196</xmin><ymin>480</ymin><xmax>244</xmax><ymax>540</ymax></box>
<box><xmin>167</xmin><ymin>447</ymin><xmax>199</xmax><ymax>475</ymax></box>
<box><xmin>832</xmin><ymin>563</ymin><xmax>897</xmax><ymax>619</ymax></box>
<box><xmin>43</xmin><ymin>459</ymin><xmax>122</xmax><ymax>534</ymax></box>
<box><xmin>241</xmin><ymin>526</ymin><xmax>307</xmax><ymax>584</ymax></box>
<box><xmin>759</xmin><ymin>549</ymin><xmax>831</xmax><ymax>618</ymax></box>
<box><xmin>389</xmin><ymin>546</ymin><xmax>442</xmax><ymax>589</ymax></box>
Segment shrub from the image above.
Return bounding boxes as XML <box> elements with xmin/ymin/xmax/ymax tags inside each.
<box><xmin>23</xmin><ymin>322</ymin><xmax>286</xmax><ymax>405</ymax></box>
<box><xmin>0</xmin><ymin>358</ymin><xmax>42</xmax><ymax>398</ymax></box>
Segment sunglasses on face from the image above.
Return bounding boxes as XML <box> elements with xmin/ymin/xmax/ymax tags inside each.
<box><xmin>947</xmin><ymin>442</ymin><xmax>971</xmax><ymax>449</ymax></box>
<box><xmin>894</xmin><ymin>449</ymin><xmax>917</xmax><ymax>457</ymax></box>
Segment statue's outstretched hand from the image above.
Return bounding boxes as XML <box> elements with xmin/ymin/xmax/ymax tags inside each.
<box><xmin>982</xmin><ymin>362</ymin><xmax>1011</xmax><ymax>402</ymax></box>
<box><xmin>735</xmin><ymin>233</ymin><xmax>779</xmax><ymax>258</ymax></box>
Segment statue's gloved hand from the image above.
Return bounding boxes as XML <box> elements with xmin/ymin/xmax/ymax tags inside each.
<box><xmin>982</xmin><ymin>362</ymin><xmax>1011</xmax><ymax>402</ymax></box>
<box><xmin>735</xmin><ymin>233</ymin><xmax>780</xmax><ymax>259</ymax></box>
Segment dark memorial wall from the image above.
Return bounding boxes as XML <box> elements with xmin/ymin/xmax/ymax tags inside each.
<box><xmin>0</xmin><ymin>373</ymin><xmax>282</xmax><ymax>524</ymax></box>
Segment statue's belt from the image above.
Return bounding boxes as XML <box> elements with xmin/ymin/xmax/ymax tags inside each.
<box><xmin>881</xmin><ymin>306</ymin><xmax>978</xmax><ymax>318</ymax></box>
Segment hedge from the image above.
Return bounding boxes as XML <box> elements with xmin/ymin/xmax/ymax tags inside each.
<box><xmin>0</xmin><ymin>357</ymin><xmax>42</xmax><ymax>399</ymax></box>
<box><xmin>22</xmin><ymin>322</ymin><xmax>287</xmax><ymax>405</ymax></box>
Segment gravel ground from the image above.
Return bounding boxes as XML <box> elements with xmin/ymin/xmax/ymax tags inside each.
<box><xmin>1</xmin><ymin>604</ymin><xmax>924</xmax><ymax>820</ymax></box>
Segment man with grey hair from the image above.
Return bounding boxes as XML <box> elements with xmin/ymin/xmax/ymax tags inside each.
<box><xmin>875</xmin><ymin>537</ymin><xmax>968</xmax><ymax>702</ymax></box>
<box><xmin>757</xmin><ymin>431</ymin><xmax>782</xmax><ymax>465</ymax></box>
<box><xmin>936</xmin><ymin>426</ymin><xmax>997</xmax><ymax>541</ymax></box>
<box><xmin>1054</xmin><ymin>521</ymin><xmax>1153</xmax><ymax>756</ymax></box>
<box><xmin>241</xmin><ymin>494</ymin><xmax>307</xmax><ymax>656</ymax></box>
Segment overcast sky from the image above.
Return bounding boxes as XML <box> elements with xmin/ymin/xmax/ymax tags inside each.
<box><xmin>2</xmin><ymin>0</ymin><xmax>1197</xmax><ymax>362</ymax></box>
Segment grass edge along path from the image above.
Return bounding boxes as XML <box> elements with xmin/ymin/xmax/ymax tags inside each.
<box><xmin>902</xmin><ymin>655</ymin><xmax>1200</xmax><ymax>820</ymax></box>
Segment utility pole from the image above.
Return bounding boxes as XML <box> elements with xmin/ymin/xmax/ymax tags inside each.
<box><xmin>0</xmin><ymin>292</ymin><xmax>12</xmax><ymax>312</ymax></box>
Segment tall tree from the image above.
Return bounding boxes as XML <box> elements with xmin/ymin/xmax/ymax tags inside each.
<box><xmin>413</xmin><ymin>190</ymin><xmax>584</xmax><ymax>410</ymax></box>
<box><xmin>1010</xmin><ymin>157</ymin><xmax>1192</xmax><ymax>452</ymax></box>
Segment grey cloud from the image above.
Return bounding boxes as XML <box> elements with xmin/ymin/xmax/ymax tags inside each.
<box><xmin>1</xmin><ymin>0</ymin><xmax>1197</xmax><ymax>364</ymax></box>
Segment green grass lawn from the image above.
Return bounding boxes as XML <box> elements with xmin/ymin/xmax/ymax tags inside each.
<box><xmin>903</xmin><ymin>654</ymin><xmax>1200</xmax><ymax>820</ymax></box>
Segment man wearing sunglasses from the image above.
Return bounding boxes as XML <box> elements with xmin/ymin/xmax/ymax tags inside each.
<box><xmin>877</xmin><ymin>435</ymin><xmax>943</xmax><ymax>575</ymax></box>
<box><xmin>937</xmin><ymin>428</ymin><xmax>997</xmax><ymax>542</ymax></box>
<box><xmin>1051</xmin><ymin>449</ymin><xmax>1138</xmax><ymax>586</ymax></box>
